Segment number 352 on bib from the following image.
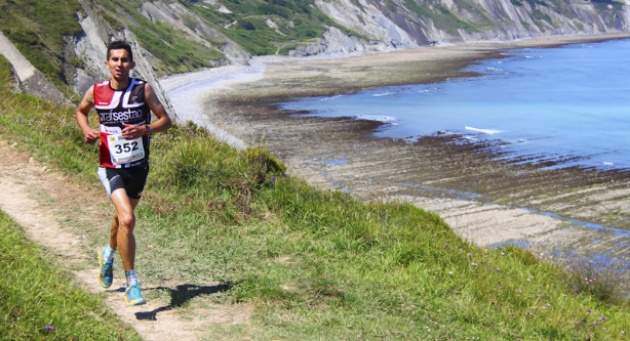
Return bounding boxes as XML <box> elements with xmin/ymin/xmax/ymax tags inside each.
<box><xmin>107</xmin><ymin>134</ymin><xmax>145</xmax><ymax>165</ymax></box>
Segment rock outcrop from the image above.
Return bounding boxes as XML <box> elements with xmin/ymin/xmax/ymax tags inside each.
<box><xmin>0</xmin><ymin>32</ymin><xmax>71</xmax><ymax>107</ymax></box>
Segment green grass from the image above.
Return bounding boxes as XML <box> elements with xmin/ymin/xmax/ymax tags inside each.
<box><xmin>2</xmin><ymin>54</ymin><xmax>630</xmax><ymax>340</ymax></box>
<box><xmin>404</xmin><ymin>0</ymin><xmax>479</xmax><ymax>34</ymax></box>
<box><xmin>0</xmin><ymin>0</ymin><xmax>83</xmax><ymax>102</ymax></box>
<box><xmin>0</xmin><ymin>209</ymin><xmax>142</xmax><ymax>340</ymax></box>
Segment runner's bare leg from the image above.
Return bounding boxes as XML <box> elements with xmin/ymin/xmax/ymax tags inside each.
<box><xmin>109</xmin><ymin>189</ymin><xmax>139</xmax><ymax>272</ymax></box>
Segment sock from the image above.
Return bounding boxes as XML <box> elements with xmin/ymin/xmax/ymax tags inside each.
<box><xmin>125</xmin><ymin>270</ymin><xmax>138</xmax><ymax>287</ymax></box>
<box><xmin>102</xmin><ymin>245</ymin><xmax>116</xmax><ymax>264</ymax></box>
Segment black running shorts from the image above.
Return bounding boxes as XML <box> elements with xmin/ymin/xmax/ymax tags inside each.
<box><xmin>97</xmin><ymin>165</ymin><xmax>149</xmax><ymax>200</ymax></box>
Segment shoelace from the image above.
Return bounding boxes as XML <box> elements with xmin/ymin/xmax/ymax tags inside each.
<box><xmin>128</xmin><ymin>285</ymin><xmax>142</xmax><ymax>299</ymax></box>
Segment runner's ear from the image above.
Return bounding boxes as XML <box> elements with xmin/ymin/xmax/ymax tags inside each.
<box><xmin>130</xmin><ymin>61</ymin><xmax>136</xmax><ymax>70</ymax></box>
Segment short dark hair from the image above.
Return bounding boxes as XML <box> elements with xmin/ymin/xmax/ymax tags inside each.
<box><xmin>106</xmin><ymin>41</ymin><xmax>133</xmax><ymax>62</ymax></box>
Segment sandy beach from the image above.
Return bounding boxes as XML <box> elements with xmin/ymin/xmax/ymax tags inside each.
<box><xmin>161</xmin><ymin>32</ymin><xmax>630</xmax><ymax>273</ymax></box>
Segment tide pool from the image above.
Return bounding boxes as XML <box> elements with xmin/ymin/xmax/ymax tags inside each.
<box><xmin>279</xmin><ymin>39</ymin><xmax>630</xmax><ymax>169</ymax></box>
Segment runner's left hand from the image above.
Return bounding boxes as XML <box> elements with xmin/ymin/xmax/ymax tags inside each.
<box><xmin>122</xmin><ymin>123</ymin><xmax>144</xmax><ymax>140</ymax></box>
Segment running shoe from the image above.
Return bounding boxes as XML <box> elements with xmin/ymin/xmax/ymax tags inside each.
<box><xmin>97</xmin><ymin>247</ymin><xmax>114</xmax><ymax>288</ymax></box>
<box><xmin>125</xmin><ymin>284</ymin><xmax>147</xmax><ymax>306</ymax></box>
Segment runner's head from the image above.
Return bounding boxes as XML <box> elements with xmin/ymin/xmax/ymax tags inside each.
<box><xmin>105</xmin><ymin>41</ymin><xmax>135</xmax><ymax>81</ymax></box>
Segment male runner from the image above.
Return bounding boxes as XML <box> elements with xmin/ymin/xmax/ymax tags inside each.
<box><xmin>75</xmin><ymin>41</ymin><xmax>172</xmax><ymax>306</ymax></box>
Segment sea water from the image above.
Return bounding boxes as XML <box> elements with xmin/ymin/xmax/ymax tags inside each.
<box><xmin>279</xmin><ymin>39</ymin><xmax>630</xmax><ymax>169</ymax></box>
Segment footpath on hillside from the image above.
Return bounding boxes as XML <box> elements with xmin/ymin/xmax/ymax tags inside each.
<box><xmin>0</xmin><ymin>139</ymin><xmax>251</xmax><ymax>341</ymax></box>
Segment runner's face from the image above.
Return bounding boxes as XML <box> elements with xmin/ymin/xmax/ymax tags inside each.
<box><xmin>105</xmin><ymin>49</ymin><xmax>135</xmax><ymax>81</ymax></box>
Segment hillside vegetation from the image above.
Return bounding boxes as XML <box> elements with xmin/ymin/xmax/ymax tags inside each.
<box><xmin>0</xmin><ymin>0</ymin><xmax>83</xmax><ymax>101</ymax></box>
<box><xmin>2</xmin><ymin>54</ymin><xmax>630</xmax><ymax>340</ymax></box>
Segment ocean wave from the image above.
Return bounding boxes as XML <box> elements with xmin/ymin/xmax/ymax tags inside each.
<box><xmin>603</xmin><ymin>162</ymin><xmax>614</xmax><ymax>165</ymax></box>
<box><xmin>320</xmin><ymin>95</ymin><xmax>343</xmax><ymax>101</ymax></box>
<box><xmin>463</xmin><ymin>135</ymin><xmax>478</xmax><ymax>141</ymax></box>
<box><xmin>373</xmin><ymin>91</ymin><xmax>396</xmax><ymax>97</ymax></box>
<box><xmin>486</xmin><ymin>67</ymin><xmax>503</xmax><ymax>72</ymax></box>
<box><xmin>465</xmin><ymin>126</ymin><xmax>504</xmax><ymax>134</ymax></box>
<box><xmin>354</xmin><ymin>115</ymin><xmax>396</xmax><ymax>123</ymax></box>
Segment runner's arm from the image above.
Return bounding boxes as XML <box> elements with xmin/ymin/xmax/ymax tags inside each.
<box><xmin>75</xmin><ymin>85</ymin><xmax>100</xmax><ymax>145</ymax></box>
<box><xmin>121</xmin><ymin>83</ymin><xmax>172</xmax><ymax>139</ymax></box>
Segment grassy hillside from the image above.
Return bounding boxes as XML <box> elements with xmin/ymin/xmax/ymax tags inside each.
<box><xmin>1</xmin><ymin>55</ymin><xmax>629</xmax><ymax>340</ymax></box>
<box><xmin>0</xmin><ymin>0</ymin><xmax>83</xmax><ymax>101</ymax></box>
<box><xmin>97</xmin><ymin>0</ymin><xmax>362</xmax><ymax>64</ymax></box>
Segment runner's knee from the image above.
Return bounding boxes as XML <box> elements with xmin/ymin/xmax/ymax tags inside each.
<box><xmin>118</xmin><ymin>212</ymin><xmax>135</xmax><ymax>232</ymax></box>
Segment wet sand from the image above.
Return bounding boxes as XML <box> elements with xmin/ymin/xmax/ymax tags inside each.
<box><xmin>162</xmin><ymin>32</ymin><xmax>630</xmax><ymax>274</ymax></box>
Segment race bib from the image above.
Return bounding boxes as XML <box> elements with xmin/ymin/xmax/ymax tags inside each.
<box><xmin>107</xmin><ymin>134</ymin><xmax>145</xmax><ymax>165</ymax></box>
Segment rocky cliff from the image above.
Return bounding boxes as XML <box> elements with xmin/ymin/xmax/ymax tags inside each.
<box><xmin>0</xmin><ymin>0</ymin><xmax>628</xmax><ymax>110</ymax></box>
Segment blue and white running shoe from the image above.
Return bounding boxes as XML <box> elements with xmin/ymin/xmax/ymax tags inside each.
<box><xmin>97</xmin><ymin>247</ymin><xmax>114</xmax><ymax>288</ymax></box>
<box><xmin>125</xmin><ymin>284</ymin><xmax>147</xmax><ymax>306</ymax></box>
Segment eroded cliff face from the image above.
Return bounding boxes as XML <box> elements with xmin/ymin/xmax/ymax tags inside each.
<box><xmin>1</xmin><ymin>0</ymin><xmax>628</xmax><ymax>111</ymax></box>
<box><xmin>328</xmin><ymin>0</ymin><xmax>630</xmax><ymax>45</ymax></box>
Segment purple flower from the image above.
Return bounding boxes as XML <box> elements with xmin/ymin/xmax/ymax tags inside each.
<box><xmin>622</xmin><ymin>331</ymin><xmax>625</xmax><ymax>335</ymax></box>
<box><xmin>45</xmin><ymin>325</ymin><xmax>55</xmax><ymax>330</ymax></box>
<box><xmin>543</xmin><ymin>307</ymin><xmax>546</xmax><ymax>310</ymax></box>
<box><xmin>1</xmin><ymin>110</ymin><xmax>6</xmax><ymax>114</ymax></box>
<box><xmin>11</xmin><ymin>117</ymin><xmax>15</xmax><ymax>120</ymax></box>
<box><xmin>497</xmin><ymin>267</ymin><xmax>500</xmax><ymax>270</ymax></box>
<box><xmin>17</xmin><ymin>117</ymin><xmax>21</xmax><ymax>120</ymax></box>
<box><xmin>587</xmin><ymin>309</ymin><xmax>591</xmax><ymax>313</ymax></box>
<box><xmin>415</xmin><ymin>239</ymin><xmax>418</xmax><ymax>242</ymax></box>
<box><xmin>549</xmin><ymin>318</ymin><xmax>553</xmax><ymax>321</ymax></box>
<box><xmin>519</xmin><ymin>290</ymin><xmax>522</xmax><ymax>293</ymax></box>
<box><xmin>527</xmin><ymin>278</ymin><xmax>531</xmax><ymax>282</ymax></box>
<box><xmin>528</xmin><ymin>312</ymin><xmax>533</xmax><ymax>316</ymax></box>
<box><xmin>471</xmin><ymin>263</ymin><xmax>478</xmax><ymax>266</ymax></box>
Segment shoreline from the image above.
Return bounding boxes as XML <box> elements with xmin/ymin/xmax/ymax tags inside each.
<box><xmin>162</xmin><ymin>32</ymin><xmax>630</xmax><ymax>268</ymax></box>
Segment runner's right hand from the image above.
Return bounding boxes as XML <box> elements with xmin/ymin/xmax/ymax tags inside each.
<box><xmin>83</xmin><ymin>129</ymin><xmax>100</xmax><ymax>145</ymax></box>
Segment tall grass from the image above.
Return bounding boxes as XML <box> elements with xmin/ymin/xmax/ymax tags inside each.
<box><xmin>2</xmin><ymin>54</ymin><xmax>630</xmax><ymax>339</ymax></box>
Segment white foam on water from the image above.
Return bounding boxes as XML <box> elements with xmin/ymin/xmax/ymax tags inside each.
<box><xmin>603</xmin><ymin>162</ymin><xmax>614</xmax><ymax>165</ymax></box>
<box><xmin>464</xmin><ymin>135</ymin><xmax>478</xmax><ymax>141</ymax></box>
<box><xmin>320</xmin><ymin>95</ymin><xmax>344</xmax><ymax>101</ymax></box>
<box><xmin>373</xmin><ymin>91</ymin><xmax>396</xmax><ymax>97</ymax></box>
<box><xmin>354</xmin><ymin>115</ymin><xmax>397</xmax><ymax>123</ymax></box>
<box><xmin>465</xmin><ymin>126</ymin><xmax>504</xmax><ymax>134</ymax></box>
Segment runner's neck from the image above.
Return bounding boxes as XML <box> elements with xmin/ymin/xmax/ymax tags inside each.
<box><xmin>109</xmin><ymin>77</ymin><xmax>131</xmax><ymax>91</ymax></box>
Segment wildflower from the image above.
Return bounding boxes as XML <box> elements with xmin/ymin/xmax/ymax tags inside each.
<box><xmin>1</xmin><ymin>111</ymin><xmax>6</xmax><ymax>114</ymax></box>
<box><xmin>527</xmin><ymin>278</ymin><xmax>531</xmax><ymax>282</ymax></box>
<box><xmin>11</xmin><ymin>117</ymin><xmax>15</xmax><ymax>119</ymax></box>
<box><xmin>497</xmin><ymin>267</ymin><xmax>500</xmax><ymax>270</ymax></box>
<box><xmin>18</xmin><ymin>117</ymin><xmax>21</xmax><ymax>120</ymax></box>
<box><xmin>549</xmin><ymin>319</ymin><xmax>553</xmax><ymax>321</ymax></box>
<box><xmin>587</xmin><ymin>309</ymin><xmax>591</xmax><ymax>313</ymax></box>
<box><xmin>501</xmin><ymin>252</ymin><xmax>505</xmax><ymax>255</ymax></box>
<box><xmin>529</xmin><ymin>312</ymin><xmax>533</xmax><ymax>316</ymax></box>
<box><xmin>415</xmin><ymin>239</ymin><xmax>418</xmax><ymax>242</ymax></box>
<box><xmin>467</xmin><ymin>253</ymin><xmax>471</xmax><ymax>256</ymax></box>
<box><xmin>547</xmin><ymin>304</ymin><xmax>550</xmax><ymax>306</ymax></box>
<box><xmin>543</xmin><ymin>307</ymin><xmax>546</xmax><ymax>310</ymax></box>
<box><xmin>471</xmin><ymin>263</ymin><xmax>478</xmax><ymax>266</ymax></box>
<box><xmin>622</xmin><ymin>331</ymin><xmax>626</xmax><ymax>335</ymax></box>
<box><xmin>551</xmin><ymin>284</ymin><xmax>555</xmax><ymax>286</ymax></box>
<box><xmin>271</xmin><ymin>175</ymin><xmax>276</xmax><ymax>184</ymax></box>
<box><xmin>45</xmin><ymin>325</ymin><xmax>55</xmax><ymax>330</ymax></box>
<box><xmin>519</xmin><ymin>290</ymin><xmax>522</xmax><ymax>293</ymax></box>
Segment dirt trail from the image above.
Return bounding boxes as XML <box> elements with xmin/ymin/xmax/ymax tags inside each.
<box><xmin>0</xmin><ymin>139</ymin><xmax>251</xmax><ymax>341</ymax></box>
